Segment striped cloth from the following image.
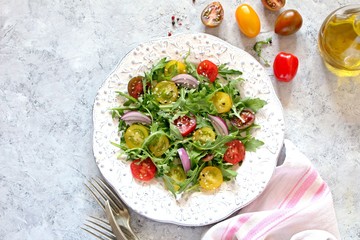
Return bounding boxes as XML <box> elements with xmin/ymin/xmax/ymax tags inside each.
<box><xmin>202</xmin><ymin>140</ymin><xmax>340</xmax><ymax>240</ymax></box>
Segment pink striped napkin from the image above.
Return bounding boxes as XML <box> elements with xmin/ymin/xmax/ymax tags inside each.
<box><xmin>202</xmin><ymin>140</ymin><xmax>340</xmax><ymax>240</ymax></box>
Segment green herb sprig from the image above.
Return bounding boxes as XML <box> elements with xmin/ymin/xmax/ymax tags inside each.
<box><xmin>253</xmin><ymin>37</ymin><xmax>272</xmax><ymax>67</ymax></box>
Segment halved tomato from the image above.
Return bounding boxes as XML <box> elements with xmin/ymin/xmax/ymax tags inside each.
<box><xmin>167</xmin><ymin>165</ymin><xmax>186</xmax><ymax>191</ymax></box>
<box><xmin>199</xmin><ymin>166</ymin><xmax>223</xmax><ymax>190</ymax></box>
<box><xmin>164</xmin><ymin>60</ymin><xmax>187</xmax><ymax>76</ymax></box>
<box><xmin>130</xmin><ymin>158</ymin><xmax>157</xmax><ymax>181</ymax></box>
<box><xmin>153</xmin><ymin>81</ymin><xmax>179</xmax><ymax>104</ymax></box>
<box><xmin>223</xmin><ymin>140</ymin><xmax>245</xmax><ymax>164</ymax></box>
<box><xmin>197</xmin><ymin>60</ymin><xmax>218</xmax><ymax>82</ymax></box>
<box><xmin>174</xmin><ymin>115</ymin><xmax>197</xmax><ymax>137</ymax></box>
<box><xmin>127</xmin><ymin>76</ymin><xmax>144</xmax><ymax>99</ymax></box>
<box><xmin>230</xmin><ymin>109</ymin><xmax>255</xmax><ymax>129</ymax></box>
<box><xmin>193</xmin><ymin>127</ymin><xmax>216</xmax><ymax>144</ymax></box>
<box><xmin>148</xmin><ymin>134</ymin><xmax>170</xmax><ymax>157</ymax></box>
<box><xmin>124</xmin><ymin>124</ymin><xmax>149</xmax><ymax>149</ymax></box>
<box><xmin>201</xmin><ymin>2</ymin><xmax>224</xmax><ymax>28</ymax></box>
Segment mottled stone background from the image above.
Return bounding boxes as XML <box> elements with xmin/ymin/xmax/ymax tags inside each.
<box><xmin>1</xmin><ymin>0</ymin><xmax>359</xmax><ymax>239</ymax></box>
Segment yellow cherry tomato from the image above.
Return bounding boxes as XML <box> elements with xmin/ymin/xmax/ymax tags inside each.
<box><xmin>148</xmin><ymin>134</ymin><xmax>170</xmax><ymax>157</ymax></box>
<box><xmin>124</xmin><ymin>124</ymin><xmax>149</xmax><ymax>148</ymax></box>
<box><xmin>235</xmin><ymin>4</ymin><xmax>261</xmax><ymax>38</ymax></box>
<box><xmin>212</xmin><ymin>92</ymin><xmax>232</xmax><ymax>113</ymax></box>
<box><xmin>153</xmin><ymin>81</ymin><xmax>179</xmax><ymax>104</ymax></box>
<box><xmin>164</xmin><ymin>60</ymin><xmax>187</xmax><ymax>76</ymax></box>
<box><xmin>167</xmin><ymin>165</ymin><xmax>186</xmax><ymax>191</ymax></box>
<box><xmin>193</xmin><ymin>127</ymin><xmax>216</xmax><ymax>143</ymax></box>
<box><xmin>199</xmin><ymin>166</ymin><xmax>223</xmax><ymax>190</ymax></box>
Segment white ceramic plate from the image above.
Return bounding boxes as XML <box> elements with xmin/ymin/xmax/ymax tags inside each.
<box><xmin>92</xmin><ymin>33</ymin><xmax>284</xmax><ymax>226</ymax></box>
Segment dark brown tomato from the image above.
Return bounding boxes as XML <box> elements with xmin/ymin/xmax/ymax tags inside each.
<box><xmin>201</xmin><ymin>2</ymin><xmax>224</xmax><ymax>28</ymax></box>
<box><xmin>128</xmin><ymin>76</ymin><xmax>144</xmax><ymax>99</ymax></box>
<box><xmin>230</xmin><ymin>109</ymin><xmax>255</xmax><ymax>129</ymax></box>
<box><xmin>261</xmin><ymin>0</ymin><xmax>286</xmax><ymax>11</ymax></box>
<box><xmin>275</xmin><ymin>9</ymin><xmax>303</xmax><ymax>36</ymax></box>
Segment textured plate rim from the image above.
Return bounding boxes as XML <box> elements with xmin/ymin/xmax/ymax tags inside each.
<box><xmin>92</xmin><ymin>32</ymin><xmax>285</xmax><ymax>226</ymax></box>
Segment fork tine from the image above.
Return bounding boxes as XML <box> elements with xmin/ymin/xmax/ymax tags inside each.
<box><xmin>85</xmin><ymin>182</ymin><xmax>106</xmax><ymax>211</ymax></box>
<box><xmin>93</xmin><ymin>177</ymin><xmax>127</xmax><ymax>213</ymax></box>
<box><xmin>92</xmin><ymin>215</ymin><xmax>135</xmax><ymax>240</ymax></box>
<box><xmin>87</xmin><ymin>178</ymin><xmax>120</xmax><ymax>213</ymax></box>
<box><xmin>82</xmin><ymin>216</ymin><xmax>116</xmax><ymax>240</ymax></box>
<box><xmin>81</xmin><ymin>227</ymin><xmax>114</xmax><ymax>240</ymax></box>
<box><xmin>81</xmin><ymin>227</ymin><xmax>110</xmax><ymax>240</ymax></box>
<box><xmin>85</xmin><ymin>177</ymin><xmax>139</xmax><ymax>240</ymax></box>
<box><xmin>87</xmin><ymin>216</ymin><xmax>112</xmax><ymax>230</ymax></box>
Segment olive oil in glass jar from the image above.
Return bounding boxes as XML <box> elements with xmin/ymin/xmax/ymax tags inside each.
<box><xmin>318</xmin><ymin>5</ymin><xmax>360</xmax><ymax>77</ymax></box>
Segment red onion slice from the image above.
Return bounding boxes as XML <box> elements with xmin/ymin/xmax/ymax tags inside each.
<box><xmin>171</xmin><ymin>74</ymin><xmax>199</xmax><ymax>88</ymax></box>
<box><xmin>208</xmin><ymin>114</ymin><xmax>229</xmax><ymax>136</ymax></box>
<box><xmin>177</xmin><ymin>148</ymin><xmax>191</xmax><ymax>172</ymax></box>
<box><xmin>121</xmin><ymin>111</ymin><xmax>151</xmax><ymax>125</ymax></box>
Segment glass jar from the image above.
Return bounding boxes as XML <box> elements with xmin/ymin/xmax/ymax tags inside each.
<box><xmin>318</xmin><ymin>5</ymin><xmax>360</xmax><ymax>77</ymax></box>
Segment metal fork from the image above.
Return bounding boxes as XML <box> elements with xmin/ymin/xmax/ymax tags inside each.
<box><xmin>81</xmin><ymin>216</ymin><xmax>116</xmax><ymax>240</ymax></box>
<box><xmin>85</xmin><ymin>177</ymin><xmax>139</xmax><ymax>240</ymax></box>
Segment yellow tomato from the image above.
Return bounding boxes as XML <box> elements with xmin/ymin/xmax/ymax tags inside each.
<box><xmin>199</xmin><ymin>166</ymin><xmax>223</xmax><ymax>190</ymax></box>
<box><xmin>124</xmin><ymin>124</ymin><xmax>149</xmax><ymax>148</ymax></box>
<box><xmin>153</xmin><ymin>81</ymin><xmax>179</xmax><ymax>104</ymax></box>
<box><xmin>235</xmin><ymin>4</ymin><xmax>261</xmax><ymax>38</ymax></box>
<box><xmin>148</xmin><ymin>134</ymin><xmax>170</xmax><ymax>157</ymax></box>
<box><xmin>212</xmin><ymin>92</ymin><xmax>232</xmax><ymax>113</ymax></box>
<box><xmin>193</xmin><ymin>127</ymin><xmax>216</xmax><ymax>143</ymax></box>
<box><xmin>164</xmin><ymin>60</ymin><xmax>187</xmax><ymax>76</ymax></box>
<box><xmin>167</xmin><ymin>165</ymin><xmax>186</xmax><ymax>191</ymax></box>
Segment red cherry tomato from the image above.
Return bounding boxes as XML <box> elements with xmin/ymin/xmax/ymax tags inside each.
<box><xmin>174</xmin><ymin>115</ymin><xmax>197</xmax><ymax>137</ymax></box>
<box><xmin>197</xmin><ymin>60</ymin><xmax>218</xmax><ymax>82</ymax></box>
<box><xmin>130</xmin><ymin>158</ymin><xmax>157</xmax><ymax>181</ymax></box>
<box><xmin>127</xmin><ymin>76</ymin><xmax>144</xmax><ymax>99</ymax></box>
<box><xmin>273</xmin><ymin>52</ymin><xmax>299</xmax><ymax>82</ymax></box>
<box><xmin>223</xmin><ymin>140</ymin><xmax>245</xmax><ymax>164</ymax></box>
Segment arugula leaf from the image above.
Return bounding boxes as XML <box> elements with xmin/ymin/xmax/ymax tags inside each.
<box><xmin>169</xmin><ymin>123</ymin><xmax>183</xmax><ymax>141</ymax></box>
<box><xmin>253</xmin><ymin>37</ymin><xmax>272</xmax><ymax>67</ymax></box>
<box><xmin>162</xmin><ymin>175</ymin><xmax>178</xmax><ymax>197</ymax></box>
<box><xmin>191</xmin><ymin>135</ymin><xmax>237</xmax><ymax>151</ymax></box>
<box><xmin>221</xmin><ymin>168</ymin><xmax>238</xmax><ymax>181</ymax></box>
<box><xmin>145</xmin><ymin>58</ymin><xmax>168</xmax><ymax>82</ymax></box>
<box><xmin>244</xmin><ymin>137</ymin><xmax>264</xmax><ymax>152</ymax></box>
<box><xmin>218</xmin><ymin>64</ymin><xmax>243</xmax><ymax>81</ymax></box>
<box><xmin>177</xmin><ymin>162</ymin><xmax>205</xmax><ymax>193</ymax></box>
<box><xmin>182</xmin><ymin>86</ymin><xmax>217</xmax><ymax>114</ymax></box>
<box><xmin>241</xmin><ymin>98</ymin><xmax>267</xmax><ymax>113</ymax></box>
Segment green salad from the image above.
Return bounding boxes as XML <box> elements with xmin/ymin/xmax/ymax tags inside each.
<box><xmin>111</xmin><ymin>55</ymin><xmax>266</xmax><ymax>197</ymax></box>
